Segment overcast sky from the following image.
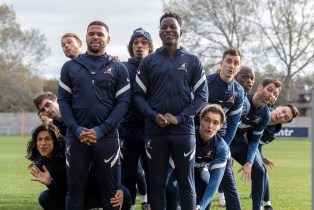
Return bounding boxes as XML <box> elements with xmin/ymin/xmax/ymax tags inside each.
<box><xmin>5</xmin><ymin>0</ymin><xmax>163</xmax><ymax>78</ymax></box>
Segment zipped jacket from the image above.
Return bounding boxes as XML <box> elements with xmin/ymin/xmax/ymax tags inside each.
<box><xmin>133</xmin><ymin>47</ymin><xmax>208</xmax><ymax>135</ymax></box>
<box><xmin>120</xmin><ymin>58</ymin><xmax>145</xmax><ymax>130</ymax></box>
<box><xmin>58</xmin><ymin>53</ymin><xmax>130</xmax><ymax>138</ymax></box>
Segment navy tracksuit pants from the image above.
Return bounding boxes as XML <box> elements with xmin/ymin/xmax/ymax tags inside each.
<box><xmin>146</xmin><ymin>133</ymin><xmax>196</xmax><ymax>210</ymax></box>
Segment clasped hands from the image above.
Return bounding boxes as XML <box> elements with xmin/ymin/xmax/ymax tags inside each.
<box><xmin>79</xmin><ymin>128</ymin><xmax>98</xmax><ymax>145</ymax></box>
<box><xmin>155</xmin><ymin>113</ymin><xmax>178</xmax><ymax>127</ymax></box>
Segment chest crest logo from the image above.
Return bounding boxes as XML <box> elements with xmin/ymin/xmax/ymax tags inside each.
<box><xmin>178</xmin><ymin>63</ymin><xmax>188</xmax><ymax>72</ymax></box>
<box><xmin>104</xmin><ymin>67</ymin><xmax>114</xmax><ymax>76</ymax></box>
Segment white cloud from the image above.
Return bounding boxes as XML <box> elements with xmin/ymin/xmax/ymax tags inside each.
<box><xmin>4</xmin><ymin>0</ymin><xmax>163</xmax><ymax>78</ymax></box>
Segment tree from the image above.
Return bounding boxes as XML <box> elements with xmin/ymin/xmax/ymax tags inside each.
<box><xmin>162</xmin><ymin>0</ymin><xmax>257</xmax><ymax>73</ymax></box>
<box><xmin>0</xmin><ymin>4</ymin><xmax>50</xmax><ymax>112</ymax></box>
<box><xmin>0</xmin><ymin>4</ymin><xmax>50</xmax><ymax>71</ymax></box>
<box><xmin>252</xmin><ymin>0</ymin><xmax>314</xmax><ymax>102</ymax></box>
<box><xmin>43</xmin><ymin>79</ymin><xmax>59</xmax><ymax>95</ymax></box>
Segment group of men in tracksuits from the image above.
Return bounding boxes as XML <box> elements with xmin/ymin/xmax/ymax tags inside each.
<box><xmin>31</xmin><ymin>10</ymin><xmax>299</xmax><ymax>210</ymax></box>
<box><xmin>131</xmin><ymin>11</ymin><xmax>283</xmax><ymax>210</ymax></box>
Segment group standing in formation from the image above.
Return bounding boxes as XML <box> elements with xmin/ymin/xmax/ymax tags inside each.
<box><xmin>26</xmin><ymin>11</ymin><xmax>299</xmax><ymax>210</ymax></box>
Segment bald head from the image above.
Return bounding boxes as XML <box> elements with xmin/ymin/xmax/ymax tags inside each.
<box><xmin>235</xmin><ymin>66</ymin><xmax>255</xmax><ymax>93</ymax></box>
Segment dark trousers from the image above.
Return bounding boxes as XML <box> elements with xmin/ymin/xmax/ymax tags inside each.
<box><xmin>230</xmin><ymin>138</ymin><xmax>267</xmax><ymax>210</ymax></box>
<box><xmin>146</xmin><ymin>134</ymin><xmax>196</xmax><ymax>210</ymax></box>
<box><xmin>166</xmin><ymin>170</ymin><xmax>180</xmax><ymax>210</ymax></box>
<box><xmin>119</xmin><ymin>126</ymin><xmax>149</xmax><ymax>205</ymax></box>
<box><xmin>195</xmin><ymin>169</ymin><xmax>211</xmax><ymax>210</ymax></box>
<box><xmin>39</xmin><ymin>190</ymin><xmax>65</xmax><ymax>210</ymax></box>
<box><xmin>65</xmin><ymin>136</ymin><xmax>120</xmax><ymax>210</ymax></box>
<box><xmin>220</xmin><ymin>158</ymin><xmax>242</xmax><ymax>210</ymax></box>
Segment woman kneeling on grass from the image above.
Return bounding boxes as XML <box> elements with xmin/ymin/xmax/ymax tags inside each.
<box><xmin>26</xmin><ymin>123</ymin><xmax>130</xmax><ymax>210</ymax></box>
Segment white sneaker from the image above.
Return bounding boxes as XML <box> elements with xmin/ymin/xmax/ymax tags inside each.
<box><xmin>217</xmin><ymin>197</ymin><xmax>226</xmax><ymax>207</ymax></box>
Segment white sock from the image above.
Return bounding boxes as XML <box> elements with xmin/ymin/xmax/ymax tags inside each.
<box><xmin>130</xmin><ymin>205</ymin><xmax>136</xmax><ymax>210</ymax></box>
<box><xmin>140</xmin><ymin>194</ymin><xmax>147</xmax><ymax>203</ymax></box>
<box><xmin>218</xmin><ymin>193</ymin><xmax>225</xmax><ymax>200</ymax></box>
<box><xmin>263</xmin><ymin>201</ymin><xmax>271</xmax><ymax>206</ymax></box>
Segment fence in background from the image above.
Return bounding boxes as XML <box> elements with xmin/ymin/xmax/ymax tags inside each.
<box><xmin>0</xmin><ymin>113</ymin><xmax>41</xmax><ymax>136</ymax></box>
<box><xmin>0</xmin><ymin>113</ymin><xmax>311</xmax><ymax>138</ymax></box>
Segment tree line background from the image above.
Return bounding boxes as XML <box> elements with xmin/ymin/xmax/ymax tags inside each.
<box><xmin>0</xmin><ymin>0</ymin><xmax>313</xmax><ymax>113</ymax></box>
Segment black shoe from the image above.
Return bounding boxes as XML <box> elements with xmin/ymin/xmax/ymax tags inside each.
<box><xmin>264</xmin><ymin>205</ymin><xmax>273</xmax><ymax>210</ymax></box>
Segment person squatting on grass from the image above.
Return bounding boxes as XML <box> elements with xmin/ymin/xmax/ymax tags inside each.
<box><xmin>194</xmin><ymin>104</ymin><xmax>229</xmax><ymax>210</ymax></box>
<box><xmin>33</xmin><ymin>91</ymin><xmax>133</xmax><ymax>210</ymax></box>
<box><xmin>26</xmin><ymin>124</ymin><xmax>130</xmax><ymax>210</ymax></box>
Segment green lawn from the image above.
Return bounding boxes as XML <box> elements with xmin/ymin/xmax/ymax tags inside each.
<box><xmin>0</xmin><ymin>136</ymin><xmax>311</xmax><ymax>210</ymax></box>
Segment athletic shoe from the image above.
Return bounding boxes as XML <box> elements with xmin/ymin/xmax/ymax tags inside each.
<box><xmin>264</xmin><ymin>205</ymin><xmax>273</xmax><ymax>210</ymax></box>
<box><xmin>217</xmin><ymin>197</ymin><xmax>226</xmax><ymax>207</ymax></box>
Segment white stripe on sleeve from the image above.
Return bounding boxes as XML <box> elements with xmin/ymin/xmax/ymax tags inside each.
<box><xmin>59</xmin><ymin>80</ymin><xmax>72</xmax><ymax>94</ymax></box>
<box><xmin>135</xmin><ymin>75</ymin><xmax>147</xmax><ymax>93</ymax></box>
<box><xmin>253</xmin><ymin>130</ymin><xmax>264</xmax><ymax>135</ymax></box>
<box><xmin>230</xmin><ymin>106</ymin><xmax>242</xmax><ymax>116</ymax></box>
<box><xmin>210</xmin><ymin>161</ymin><xmax>227</xmax><ymax>171</ymax></box>
<box><xmin>193</xmin><ymin>74</ymin><xmax>206</xmax><ymax>92</ymax></box>
<box><xmin>115</xmin><ymin>83</ymin><xmax>130</xmax><ymax>98</ymax></box>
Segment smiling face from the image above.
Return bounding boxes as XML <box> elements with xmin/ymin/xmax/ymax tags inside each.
<box><xmin>86</xmin><ymin>25</ymin><xmax>110</xmax><ymax>55</ymax></box>
<box><xmin>36</xmin><ymin>130</ymin><xmax>54</xmax><ymax>158</ymax></box>
<box><xmin>132</xmin><ymin>37</ymin><xmax>151</xmax><ymax>60</ymax></box>
<box><xmin>159</xmin><ymin>17</ymin><xmax>181</xmax><ymax>47</ymax></box>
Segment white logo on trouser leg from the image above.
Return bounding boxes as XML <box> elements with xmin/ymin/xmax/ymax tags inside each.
<box><xmin>183</xmin><ymin>147</ymin><xmax>195</xmax><ymax>161</ymax></box>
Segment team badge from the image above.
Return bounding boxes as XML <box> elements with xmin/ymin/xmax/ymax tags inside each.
<box><xmin>204</xmin><ymin>151</ymin><xmax>213</xmax><ymax>159</ymax></box>
<box><xmin>178</xmin><ymin>63</ymin><xmax>188</xmax><ymax>72</ymax></box>
<box><xmin>104</xmin><ymin>67</ymin><xmax>113</xmax><ymax>76</ymax></box>
<box><xmin>253</xmin><ymin>116</ymin><xmax>261</xmax><ymax>124</ymax></box>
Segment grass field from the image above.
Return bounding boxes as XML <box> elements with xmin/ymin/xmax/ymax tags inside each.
<box><xmin>0</xmin><ymin>136</ymin><xmax>311</xmax><ymax>210</ymax></box>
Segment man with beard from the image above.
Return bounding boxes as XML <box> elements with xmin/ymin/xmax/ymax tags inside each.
<box><xmin>58</xmin><ymin>21</ymin><xmax>130</xmax><ymax>210</ymax></box>
<box><xmin>228</xmin><ymin>78</ymin><xmax>282</xmax><ymax>210</ymax></box>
